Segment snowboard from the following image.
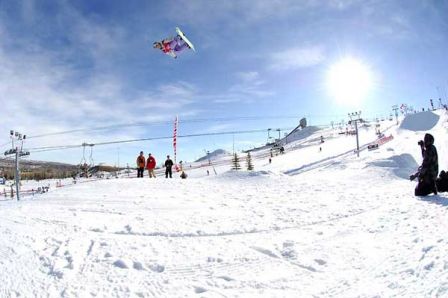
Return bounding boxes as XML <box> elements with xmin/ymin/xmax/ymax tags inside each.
<box><xmin>176</xmin><ymin>27</ymin><xmax>196</xmax><ymax>52</ymax></box>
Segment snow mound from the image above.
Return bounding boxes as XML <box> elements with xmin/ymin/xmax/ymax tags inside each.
<box><xmin>400</xmin><ymin>111</ymin><xmax>440</xmax><ymax>131</ymax></box>
<box><xmin>195</xmin><ymin>149</ymin><xmax>230</xmax><ymax>162</ymax></box>
<box><xmin>281</xmin><ymin>126</ymin><xmax>321</xmax><ymax>144</ymax></box>
<box><xmin>113</xmin><ymin>259</ymin><xmax>129</xmax><ymax>269</ymax></box>
<box><xmin>219</xmin><ymin>170</ymin><xmax>276</xmax><ymax>180</ymax></box>
<box><xmin>367</xmin><ymin>153</ymin><xmax>419</xmax><ymax>179</ymax></box>
<box><xmin>296</xmin><ymin>125</ymin><xmax>321</xmax><ymax>136</ymax></box>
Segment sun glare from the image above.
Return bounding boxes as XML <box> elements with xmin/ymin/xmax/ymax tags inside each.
<box><xmin>326</xmin><ymin>57</ymin><xmax>373</xmax><ymax>106</ymax></box>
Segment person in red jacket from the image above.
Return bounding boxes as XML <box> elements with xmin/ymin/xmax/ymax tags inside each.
<box><xmin>146</xmin><ymin>153</ymin><xmax>157</xmax><ymax>178</ymax></box>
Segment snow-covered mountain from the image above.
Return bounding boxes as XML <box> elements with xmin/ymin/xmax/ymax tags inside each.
<box><xmin>195</xmin><ymin>149</ymin><xmax>231</xmax><ymax>162</ymax></box>
<box><xmin>1</xmin><ymin>110</ymin><xmax>447</xmax><ymax>297</ymax></box>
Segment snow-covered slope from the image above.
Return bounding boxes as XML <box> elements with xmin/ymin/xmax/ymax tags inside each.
<box><xmin>195</xmin><ymin>149</ymin><xmax>231</xmax><ymax>163</ymax></box>
<box><xmin>1</xmin><ymin>110</ymin><xmax>447</xmax><ymax>297</ymax></box>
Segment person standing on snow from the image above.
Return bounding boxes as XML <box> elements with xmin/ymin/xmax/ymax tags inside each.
<box><xmin>164</xmin><ymin>155</ymin><xmax>174</xmax><ymax>178</ymax></box>
<box><xmin>146</xmin><ymin>153</ymin><xmax>157</xmax><ymax>178</ymax></box>
<box><xmin>410</xmin><ymin>133</ymin><xmax>439</xmax><ymax>196</ymax></box>
<box><xmin>136</xmin><ymin>151</ymin><xmax>146</xmax><ymax>178</ymax></box>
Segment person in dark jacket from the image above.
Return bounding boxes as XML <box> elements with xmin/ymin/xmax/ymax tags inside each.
<box><xmin>165</xmin><ymin>155</ymin><xmax>174</xmax><ymax>178</ymax></box>
<box><xmin>410</xmin><ymin>133</ymin><xmax>438</xmax><ymax>196</ymax></box>
<box><xmin>136</xmin><ymin>151</ymin><xmax>146</xmax><ymax>178</ymax></box>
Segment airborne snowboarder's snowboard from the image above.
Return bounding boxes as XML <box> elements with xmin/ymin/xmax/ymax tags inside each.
<box><xmin>176</xmin><ymin>27</ymin><xmax>196</xmax><ymax>52</ymax></box>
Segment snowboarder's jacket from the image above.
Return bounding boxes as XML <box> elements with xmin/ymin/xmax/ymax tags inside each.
<box><xmin>136</xmin><ymin>155</ymin><xmax>146</xmax><ymax>168</ymax></box>
<box><xmin>146</xmin><ymin>156</ymin><xmax>156</xmax><ymax>170</ymax></box>
<box><xmin>165</xmin><ymin>158</ymin><xmax>174</xmax><ymax>169</ymax></box>
<box><xmin>162</xmin><ymin>41</ymin><xmax>172</xmax><ymax>53</ymax></box>
<box><xmin>418</xmin><ymin>133</ymin><xmax>438</xmax><ymax>182</ymax></box>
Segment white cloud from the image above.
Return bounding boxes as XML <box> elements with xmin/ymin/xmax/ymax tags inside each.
<box><xmin>269</xmin><ymin>46</ymin><xmax>325</xmax><ymax>70</ymax></box>
<box><xmin>236</xmin><ymin>71</ymin><xmax>260</xmax><ymax>83</ymax></box>
<box><xmin>20</xmin><ymin>0</ymin><xmax>36</xmax><ymax>23</ymax></box>
<box><xmin>328</xmin><ymin>0</ymin><xmax>362</xmax><ymax>10</ymax></box>
<box><xmin>211</xmin><ymin>71</ymin><xmax>273</xmax><ymax>104</ymax></box>
<box><xmin>228</xmin><ymin>84</ymin><xmax>273</xmax><ymax>98</ymax></box>
<box><xmin>166</xmin><ymin>0</ymin><xmax>361</xmax><ymax>27</ymax></box>
<box><xmin>212</xmin><ymin>95</ymin><xmax>243</xmax><ymax>104</ymax></box>
<box><xmin>158</xmin><ymin>82</ymin><xmax>197</xmax><ymax>98</ymax></box>
<box><xmin>200</xmin><ymin>123</ymin><xmax>234</xmax><ymax>134</ymax></box>
<box><xmin>0</xmin><ymin>26</ymin><xmax>197</xmax><ymax>161</ymax></box>
<box><xmin>139</xmin><ymin>82</ymin><xmax>197</xmax><ymax>110</ymax></box>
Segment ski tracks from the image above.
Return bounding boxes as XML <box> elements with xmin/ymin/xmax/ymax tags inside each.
<box><xmin>319</xmin><ymin>192</ymin><xmax>448</xmax><ymax>297</ymax></box>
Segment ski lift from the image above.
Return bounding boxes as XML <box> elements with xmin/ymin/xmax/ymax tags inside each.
<box><xmin>78</xmin><ymin>143</ymin><xmax>89</xmax><ymax>177</ymax></box>
<box><xmin>87</xmin><ymin>144</ymin><xmax>96</xmax><ymax>177</ymax></box>
<box><xmin>88</xmin><ymin>144</ymin><xmax>95</xmax><ymax>168</ymax></box>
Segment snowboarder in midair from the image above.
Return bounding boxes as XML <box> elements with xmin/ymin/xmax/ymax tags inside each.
<box><xmin>410</xmin><ymin>133</ymin><xmax>438</xmax><ymax>196</ymax></box>
<box><xmin>153</xmin><ymin>36</ymin><xmax>189</xmax><ymax>58</ymax></box>
<box><xmin>153</xmin><ymin>28</ymin><xmax>194</xmax><ymax>59</ymax></box>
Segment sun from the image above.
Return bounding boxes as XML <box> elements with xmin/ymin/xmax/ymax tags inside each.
<box><xmin>326</xmin><ymin>57</ymin><xmax>373</xmax><ymax>106</ymax></box>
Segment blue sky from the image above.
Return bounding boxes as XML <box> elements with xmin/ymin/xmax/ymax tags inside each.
<box><xmin>1</xmin><ymin>0</ymin><xmax>447</xmax><ymax>166</ymax></box>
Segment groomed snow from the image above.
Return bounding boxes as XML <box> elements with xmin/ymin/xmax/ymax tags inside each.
<box><xmin>1</xmin><ymin>111</ymin><xmax>448</xmax><ymax>297</ymax></box>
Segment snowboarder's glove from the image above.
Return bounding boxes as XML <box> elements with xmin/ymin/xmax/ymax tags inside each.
<box><xmin>410</xmin><ymin>174</ymin><xmax>417</xmax><ymax>181</ymax></box>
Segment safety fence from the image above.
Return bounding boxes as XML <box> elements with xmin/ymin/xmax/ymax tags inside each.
<box><xmin>0</xmin><ymin>177</ymin><xmax>103</xmax><ymax>201</ymax></box>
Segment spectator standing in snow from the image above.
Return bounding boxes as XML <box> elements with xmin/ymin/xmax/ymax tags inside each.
<box><xmin>410</xmin><ymin>133</ymin><xmax>438</xmax><ymax>196</ymax></box>
<box><xmin>146</xmin><ymin>153</ymin><xmax>157</xmax><ymax>178</ymax></box>
<box><xmin>136</xmin><ymin>151</ymin><xmax>145</xmax><ymax>178</ymax></box>
<box><xmin>165</xmin><ymin>155</ymin><xmax>174</xmax><ymax>178</ymax></box>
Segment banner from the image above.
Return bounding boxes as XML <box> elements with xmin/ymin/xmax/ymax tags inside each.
<box><xmin>173</xmin><ymin>116</ymin><xmax>178</xmax><ymax>165</ymax></box>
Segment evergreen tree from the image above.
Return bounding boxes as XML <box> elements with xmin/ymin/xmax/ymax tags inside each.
<box><xmin>246</xmin><ymin>152</ymin><xmax>254</xmax><ymax>171</ymax></box>
<box><xmin>231</xmin><ymin>153</ymin><xmax>241</xmax><ymax>170</ymax></box>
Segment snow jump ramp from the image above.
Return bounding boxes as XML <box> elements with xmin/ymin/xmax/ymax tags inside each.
<box><xmin>399</xmin><ymin>111</ymin><xmax>440</xmax><ymax>131</ymax></box>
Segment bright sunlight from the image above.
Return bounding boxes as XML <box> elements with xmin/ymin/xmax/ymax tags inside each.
<box><xmin>326</xmin><ymin>57</ymin><xmax>373</xmax><ymax>106</ymax></box>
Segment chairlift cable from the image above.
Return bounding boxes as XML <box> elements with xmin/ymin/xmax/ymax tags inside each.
<box><xmin>26</xmin><ymin>127</ymin><xmax>296</xmax><ymax>153</ymax></box>
<box><xmin>25</xmin><ymin>114</ymin><xmax>338</xmax><ymax>140</ymax></box>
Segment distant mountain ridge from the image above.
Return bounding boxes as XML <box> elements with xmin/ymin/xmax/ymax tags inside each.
<box><xmin>0</xmin><ymin>159</ymin><xmax>77</xmax><ymax>169</ymax></box>
<box><xmin>0</xmin><ymin>159</ymin><xmax>78</xmax><ymax>179</ymax></box>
